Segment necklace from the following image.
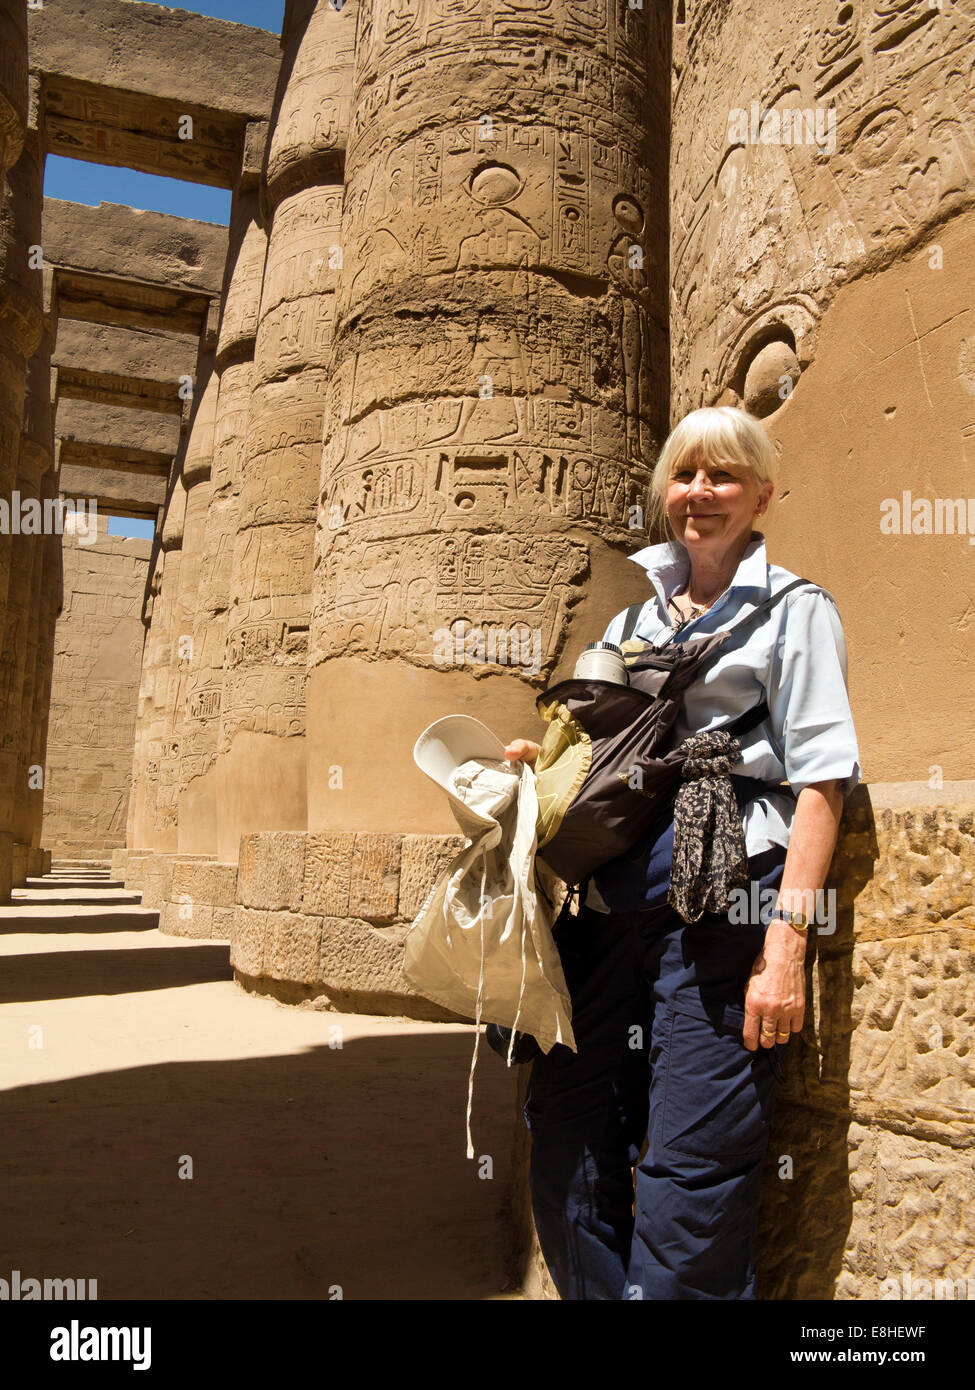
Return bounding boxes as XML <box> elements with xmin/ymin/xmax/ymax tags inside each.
<box><xmin>667</xmin><ymin>583</ymin><xmax>725</xmax><ymax>631</ymax></box>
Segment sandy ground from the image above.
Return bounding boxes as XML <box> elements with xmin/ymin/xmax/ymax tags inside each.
<box><xmin>0</xmin><ymin>871</ymin><xmax>528</xmax><ymax>1300</ymax></box>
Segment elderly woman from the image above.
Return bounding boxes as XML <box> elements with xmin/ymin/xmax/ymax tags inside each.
<box><xmin>504</xmin><ymin>405</ymin><xmax>860</xmax><ymax>1300</ymax></box>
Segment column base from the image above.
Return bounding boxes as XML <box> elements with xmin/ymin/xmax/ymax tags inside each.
<box><xmin>159</xmin><ymin>859</ymin><xmax>238</xmax><ymax>940</ymax></box>
<box><xmin>228</xmin><ymin>829</ymin><xmax>467</xmax><ymax>1020</ymax></box>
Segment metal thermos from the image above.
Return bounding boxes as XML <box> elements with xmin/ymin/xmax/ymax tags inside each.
<box><xmin>573</xmin><ymin>641</ymin><xmax>629</xmax><ymax>685</ymax></box>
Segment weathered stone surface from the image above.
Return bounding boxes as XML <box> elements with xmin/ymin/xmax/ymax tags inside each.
<box><xmin>237</xmin><ymin>830</ymin><xmax>306</xmax><ymax>911</ymax></box>
<box><xmin>119</xmin><ymin>848</ymin><xmax>153</xmax><ymax>890</ymax></box>
<box><xmin>398</xmin><ymin>834</ymin><xmax>467</xmax><ymax>921</ymax></box>
<box><xmin>41</xmin><ymin>515</ymin><xmax>151</xmax><ymax>857</ymax></box>
<box><xmin>300</xmin><ymin>831</ymin><xmax>356</xmax><ymax>917</ymax></box>
<box><xmin>160</xmin><ymin>897</ymin><xmax>212</xmax><ymax>940</ymax></box>
<box><xmin>171</xmin><ymin>858</ymin><xmax>238</xmax><ymax>908</ymax></box>
<box><xmin>229</xmin><ymin>904</ymin><xmax>267</xmax><ymax>977</ymax></box>
<box><xmin>265</xmin><ymin>909</ymin><xmax>322</xmax><ymax>983</ymax></box>
<box><xmin>349</xmin><ymin>833</ymin><xmax>401</xmax><ymax>923</ymax></box>
<box><xmin>44</xmin><ymin>199</ymin><xmax>228</xmax><ymax>298</ymax></box>
<box><xmin>779</xmin><ymin>930</ymin><xmax>975</xmax><ymax>1139</ymax></box>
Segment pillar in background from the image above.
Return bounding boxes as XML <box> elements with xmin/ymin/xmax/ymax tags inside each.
<box><xmin>217</xmin><ymin>0</ymin><xmax>354</xmax><ymax>863</ymax></box>
<box><xmin>14</xmin><ymin>275</ymin><xmax>54</xmax><ymax>872</ymax></box>
<box><xmin>28</xmin><ymin>462</ymin><xmax>62</xmax><ymax>863</ymax></box>
<box><xmin>179</xmin><ymin>167</ymin><xmax>267</xmax><ymax>856</ymax></box>
<box><xmin>154</xmin><ymin>358</ymin><xmax>218</xmax><ymax>851</ymax></box>
<box><xmin>131</xmin><ymin>477</ymin><xmax>185</xmax><ymax>850</ymax></box>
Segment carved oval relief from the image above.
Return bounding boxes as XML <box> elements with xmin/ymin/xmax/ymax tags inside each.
<box><xmin>742</xmin><ymin>338</ymin><xmax>801</xmax><ymax>418</ymax></box>
<box><xmin>469</xmin><ymin>164</ymin><xmax>522</xmax><ymax>205</ymax></box>
<box><xmin>852</xmin><ymin>106</ymin><xmax>910</xmax><ymax>172</ymax></box>
<box><xmin>612</xmin><ymin>195</ymin><xmax>645</xmax><ymax>234</ymax></box>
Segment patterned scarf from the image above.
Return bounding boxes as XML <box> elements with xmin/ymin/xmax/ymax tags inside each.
<box><xmin>667</xmin><ymin>729</ymin><xmax>750</xmax><ymax>923</ymax></box>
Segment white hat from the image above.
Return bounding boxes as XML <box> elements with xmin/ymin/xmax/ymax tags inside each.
<box><xmin>413</xmin><ymin>715</ymin><xmax>512</xmax><ymax>836</ymax></box>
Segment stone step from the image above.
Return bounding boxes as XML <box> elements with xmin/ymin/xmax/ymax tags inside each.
<box><xmin>27</xmin><ymin>877</ymin><xmax>124</xmax><ymax>890</ymax></box>
<box><xmin>11</xmin><ymin>888</ymin><xmax>144</xmax><ymax>905</ymax></box>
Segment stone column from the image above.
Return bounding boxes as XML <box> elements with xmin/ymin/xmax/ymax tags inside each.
<box><xmin>231</xmin><ymin>0</ymin><xmax>670</xmax><ymax>1009</ymax></box>
<box><xmin>27</xmin><ymin>463</ymin><xmax>61</xmax><ymax>869</ymax></box>
<box><xmin>0</xmin><ymin>97</ymin><xmax>43</xmax><ymax>893</ymax></box>
<box><xmin>125</xmin><ymin>544</ymin><xmax>161</xmax><ymax>858</ymax></box>
<box><xmin>133</xmin><ymin>476</ymin><xmax>186</xmax><ymax>853</ymax></box>
<box><xmin>155</xmin><ymin>358</ymin><xmax>218</xmax><ymax>851</ymax></box>
<box><xmin>0</xmin><ymin>1</ymin><xmax>27</xmax><ymax>190</ymax></box>
<box><xmin>13</xmin><ymin>300</ymin><xmax>54</xmax><ymax>874</ymax></box>
<box><xmin>307</xmin><ymin>0</ymin><xmax>669</xmax><ymax>838</ymax></box>
<box><xmin>217</xmin><ymin>0</ymin><xmax>354</xmax><ymax>864</ymax></box>
<box><xmin>178</xmin><ymin>188</ymin><xmax>266</xmax><ymax>857</ymax></box>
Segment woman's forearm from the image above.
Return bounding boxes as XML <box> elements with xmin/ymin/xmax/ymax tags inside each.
<box><xmin>744</xmin><ymin>778</ymin><xmax>846</xmax><ymax>1048</ymax></box>
<box><xmin>771</xmin><ymin>778</ymin><xmax>845</xmax><ymax>938</ymax></box>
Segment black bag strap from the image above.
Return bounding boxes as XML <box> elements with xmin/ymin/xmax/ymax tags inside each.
<box><xmin>620</xmin><ymin>601</ymin><xmax>644</xmax><ymax>643</ymax></box>
<box><xmin>619</xmin><ymin>576</ymin><xmax>821</xmax><ymax>738</ymax></box>
<box><xmin>710</xmin><ymin>578</ymin><xmax>821</xmax><ymax>737</ymax></box>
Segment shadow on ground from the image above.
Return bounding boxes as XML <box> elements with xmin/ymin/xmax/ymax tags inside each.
<box><xmin>0</xmin><ymin>939</ymin><xmax>525</xmax><ymax>1299</ymax></box>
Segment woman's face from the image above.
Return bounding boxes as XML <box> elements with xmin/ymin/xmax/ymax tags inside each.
<box><xmin>665</xmin><ymin>453</ymin><xmax>773</xmax><ymax>551</ymax></box>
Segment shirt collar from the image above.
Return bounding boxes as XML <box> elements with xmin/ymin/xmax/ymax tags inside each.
<box><xmin>626</xmin><ymin>530</ymin><xmax>771</xmax><ymax>612</ymax></box>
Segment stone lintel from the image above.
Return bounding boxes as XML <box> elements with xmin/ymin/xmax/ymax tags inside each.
<box><xmin>30</xmin><ymin>2</ymin><xmax>280</xmax><ymax>187</ymax></box>
<box><xmin>44</xmin><ymin>200</ymin><xmax>228</xmax><ymax>297</ymax></box>
<box><xmin>56</xmin><ymin>397</ymin><xmax>182</xmax><ymax>456</ymax></box>
<box><xmin>58</xmin><ymin>463</ymin><xmax>168</xmax><ymax>515</ymax></box>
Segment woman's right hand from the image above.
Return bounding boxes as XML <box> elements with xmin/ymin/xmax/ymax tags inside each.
<box><xmin>504</xmin><ymin>739</ymin><xmax>541</xmax><ymax>769</ymax></box>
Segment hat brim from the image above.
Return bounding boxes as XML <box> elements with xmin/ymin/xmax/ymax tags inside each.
<box><xmin>414</xmin><ymin>716</ymin><xmax>512</xmax><ymax>832</ymax></box>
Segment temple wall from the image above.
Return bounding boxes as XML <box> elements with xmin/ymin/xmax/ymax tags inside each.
<box><xmin>41</xmin><ymin>512</ymin><xmax>151</xmax><ymax>858</ymax></box>
<box><xmin>670</xmin><ymin>0</ymin><xmax>975</xmax><ymax>1300</ymax></box>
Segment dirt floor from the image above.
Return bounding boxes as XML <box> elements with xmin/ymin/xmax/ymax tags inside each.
<box><xmin>0</xmin><ymin>866</ymin><xmax>530</xmax><ymax>1300</ymax></box>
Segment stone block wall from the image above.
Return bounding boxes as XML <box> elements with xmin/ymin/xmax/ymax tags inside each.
<box><xmin>41</xmin><ymin>513</ymin><xmax>151</xmax><ymax>857</ymax></box>
<box><xmin>228</xmin><ymin>829</ymin><xmax>466</xmax><ymax>1015</ymax></box>
<box><xmin>755</xmin><ymin>788</ymin><xmax>975</xmax><ymax>1298</ymax></box>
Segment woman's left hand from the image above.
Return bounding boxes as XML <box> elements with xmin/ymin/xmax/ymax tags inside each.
<box><xmin>743</xmin><ymin>921</ymin><xmax>806</xmax><ymax>1051</ymax></box>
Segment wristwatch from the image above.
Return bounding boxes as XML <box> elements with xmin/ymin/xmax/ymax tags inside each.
<box><xmin>772</xmin><ymin>906</ymin><xmax>809</xmax><ymax>934</ymax></box>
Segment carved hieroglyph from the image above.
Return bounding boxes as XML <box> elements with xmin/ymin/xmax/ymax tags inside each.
<box><xmin>0</xmin><ymin>0</ymin><xmax>27</xmax><ymax>181</ymax></box>
<box><xmin>264</xmin><ymin>0</ymin><xmax>355</xmax><ymax>207</ymax></box>
<box><xmin>310</xmin><ymin>0</ymin><xmax>668</xmax><ymax>686</ymax></box>
<box><xmin>670</xmin><ymin>0</ymin><xmax>975</xmax><ymax>415</ymax></box>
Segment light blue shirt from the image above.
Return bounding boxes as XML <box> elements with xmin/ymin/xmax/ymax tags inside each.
<box><xmin>598</xmin><ymin>530</ymin><xmax>861</xmax><ymax>860</ymax></box>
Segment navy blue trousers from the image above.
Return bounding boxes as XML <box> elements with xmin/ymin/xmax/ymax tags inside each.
<box><xmin>525</xmin><ymin>796</ymin><xmax>787</xmax><ymax>1301</ymax></box>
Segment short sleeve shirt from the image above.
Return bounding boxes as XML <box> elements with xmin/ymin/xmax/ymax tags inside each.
<box><xmin>599</xmin><ymin>530</ymin><xmax>861</xmax><ymax>857</ymax></box>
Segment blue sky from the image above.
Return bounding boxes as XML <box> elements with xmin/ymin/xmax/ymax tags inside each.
<box><xmin>109</xmin><ymin>517</ymin><xmax>157</xmax><ymax>539</ymax></box>
<box><xmin>142</xmin><ymin>1</ymin><xmax>283</xmax><ymax>31</ymax></box>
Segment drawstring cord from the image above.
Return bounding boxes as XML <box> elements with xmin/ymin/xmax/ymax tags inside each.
<box><xmin>465</xmin><ymin>856</ymin><xmax>489</xmax><ymax>1161</ymax></box>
